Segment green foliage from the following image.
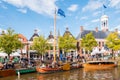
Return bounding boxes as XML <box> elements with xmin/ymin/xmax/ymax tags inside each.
<box><xmin>0</xmin><ymin>28</ymin><xmax>23</xmax><ymax>55</ymax></box>
<box><xmin>31</xmin><ymin>35</ymin><xmax>49</xmax><ymax>55</ymax></box>
<box><xmin>81</xmin><ymin>32</ymin><xmax>97</xmax><ymax>51</ymax></box>
<box><xmin>59</xmin><ymin>33</ymin><xmax>76</xmax><ymax>53</ymax></box>
<box><xmin>106</xmin><ymin>32</ymin><xmax>120</xmax><ymax>51</ymax></box>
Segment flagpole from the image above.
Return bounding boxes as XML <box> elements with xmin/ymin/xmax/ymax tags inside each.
<box><xmin>53</xmin><ymin>8</ymin><xmax>57</xmax><ymax>62</ymax></box>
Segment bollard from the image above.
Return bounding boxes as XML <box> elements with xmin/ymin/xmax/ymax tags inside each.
<box><xmin>18</xmin><ymin>71</ymin><xmax>20</xmax><ymax>79</ymax></box>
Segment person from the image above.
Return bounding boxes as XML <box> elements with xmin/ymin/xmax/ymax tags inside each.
<box><xmin>0</xmin><ymin>62</ymin><xmax>3</xmax><ymax>70</ymax></box>
<box><xmin>7</xmin><ymin>60</ymin><xmax>12</xmax><ymax>68</ymax></box>
<box><xmin>82</xmin><ymin>56</ymin><xmax>86</xmax><ymax>63</ymax></box>
<box><xmin>13</xmin><ymin>57</ymin><xmax>19</xmax><ymax>63</ymax></box>
<box><xmin>4</xmin><ymin>56</ymin><xmax>9</xmax><ymax>63</ymax></box>
<box><xmin>40</xmin><ymin>63</ymin><xmax>46</xmax><ymax>68</ymax></box>
<box><xmin>77</xmin><ymin>54</ymin><xmax>80</xmax><ymax>61</ymax></box>
<box><xmin>0</xmin><ymin>57</ymin><xmax>4</xmax><ymax>64</ymax></box>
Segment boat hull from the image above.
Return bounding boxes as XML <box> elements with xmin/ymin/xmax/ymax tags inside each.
<box><xmin>36</xmin><ymin>62</ymin><xmax>83</xmax><ymax>74</ymax></box>
<box><xmin>16</xmin><ymin>67</ymin><xmax>36</xmax><ymax>74</ymax></box>
<box><xmin>36</xmin><ymin>67</ymin><xmax>62</xmax><ymax>74</ymax></box>
<box><xmin>83</xmin><ymin>61</ymin><xmax>117</xmax><ymax>71</ymax></box>
<box><xmin>0</xmin><ymin>69</ymin><xmax>16</xmax><ymax>77</ymax></box>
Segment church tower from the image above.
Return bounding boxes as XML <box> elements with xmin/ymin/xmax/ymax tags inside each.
<box><xmin>100</xmin><ymin>15</ymin><xmax>108</xmax><ymax>31</ymax></box>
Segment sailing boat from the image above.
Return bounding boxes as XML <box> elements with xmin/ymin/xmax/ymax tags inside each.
<box><xmin>36</xmin><ymin>9</ymin><xmax>63</xmax><ymax>74</ymax></box>
<box><xmin>36</xmin><ymin>8</ymin><xmax>83</xmax><ymax>73</ymax></box>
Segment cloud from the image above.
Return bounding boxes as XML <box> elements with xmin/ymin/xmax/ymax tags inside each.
<box><xmin>82</xmin><ymin>0</ymin><xmax>102</xmax><ymax>12</ymax></box>
<box><xmin>2</xmin><ymin>0</ymin><xmax>57</xmax><ymax>16</ymax></box>
<box><xmin>1</xmin><ymin>5</ymin><xmax>7</xmax><ymax>9</ymax></box>
<box><xmin>17</xmin><ymin>8</ymin><xmax>27</xmax><ymax>13</ymax></box>
<box><xmin>80</xmin><ymin>16</ymin><xmax>88</xmax><ymax>20</ymax></box>
<box><xmin>91</xmin><ymin>19</ymin><xmax>99</xmax><ymax>23</ymax></box>
<box><xmin>109</xmin><ymin>24</ymin><xmax>120</xmax><ymax>31</ymax></box>
<box><xmin>115</xmin><ymin>24</ymin><xmax>120</xmax><ymax>29</ymax></box>
<box><xmin>0</xmin><ymin>1</ymin><xmax>7</xmax><ymax>9</ymax></box>
<box><xmin>109</xmin><ymin>0</ymin><xmax>120</xmax><ymax>9</ymax></box>
<box><xmin>93</xmin><ymin>11</ymin><xmax>101</xmax><ymax>16</ymax></box>
<box><xmin>0</xmin><ymin>28</ymin><xmax>7</xmax><ymax>34</ymax></box>
<box><xmin>114</xmin><ymin>24</ymin><xmax>120</xmax><ymax>29</ymax></box>
<box><xmin>68</xmin><ymin>4</ymin><xmax>78</xmax><ymax>12</ymax></box>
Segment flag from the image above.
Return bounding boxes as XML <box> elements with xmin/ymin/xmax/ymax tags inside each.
<box><xmin>103</xmin><ymin>4</ymin><xmax>107</xmax><ymax>8</ymax></box>
<box><xmin>57</xmin><ymin>9</ymin><xmax>65</xmax><ymax>17</ymax></box>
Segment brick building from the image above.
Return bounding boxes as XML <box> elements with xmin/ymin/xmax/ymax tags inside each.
<box><xmin>76</xmin><ymin>14</ymin><xmax>119</xmax><ymax>56</ymax></box>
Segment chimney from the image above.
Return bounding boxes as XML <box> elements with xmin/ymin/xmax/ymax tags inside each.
<box><xmin>34</xmin><ymin>29</ymin><xmax>38</xmax><ymax>34</ymax></box>
<box><xmin>50</xmin><ymin>31</ymin><xmax>52</xmax><ymax>35</ymax></box>
<box><xmin>115</xmin><ymin>28</ymin><xmax>118</xmax><ymax>33</ymax></box>
<box><xmin>106</xmin><ymin>29</ymin><xmax>109</xmax><ymax>31</ymax></box>
<box><xmin>80</xmin><ymin>26</ymin><xmax>84</xmax><ymax>32</ymax></box>
<box><xmin>1</xmin><ymin>30</ymin><xmax>5</xmax><ymax>35</ymax></box>
<box><xmin>66</xmin><ymin>27</ymin><xmax>69</xmax><ymax>31</ymax></box>
<box><xmin>95</xmin><ymin>27</ymin><xmax>98</xmax><ymax>32</ymax></box>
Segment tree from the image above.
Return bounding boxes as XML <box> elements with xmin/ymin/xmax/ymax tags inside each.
<box><xmin>81</xmin><ymin>32</ymin><xmax>97</xmax><ymax>52</ymax></box>
<box><xmin>31</xmin><ymin>35</ymin><xmax>49</xmax><ymax>56</ymax></box>
<box><xmin>106</xmin><ymin>32</ymin><xmax>120</xmax><ymax>57</ymax></box>
<box><xmin>59</xmin><ymin>34</ymin><xmax>76</xmax><ymax>53</ymax></box>
<box><xmin>0</xmin><ymin>28</ymin><xmax>23</xmax><ymax>56</ymax></box>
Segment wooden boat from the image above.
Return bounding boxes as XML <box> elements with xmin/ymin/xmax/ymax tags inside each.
<box><xmin>16</xmin><ymin>67</ymin><xmax>36</xmax><ymax>74</ymax></box>
<box><xmin>83</xmin><ymin>61</ymin><xmax>117</xmax><ymax>71</ymax></box>
<box><xmin>36</xmin><ymin>66</ymin><xmax>62</xmax><ymax>74</ymax></box>
<box><xmin>0</xmin><ymin>69</ymin><xmax>16</xmax><ymax>77</ymax></box>
<box><xmin>36</xmin><ymin>62</ymin><xmax>72</xmax><ymax>73</ymax></box>
<box><xmin>70</xmin><ymin>62</ymin><xmax>83</xmax><ymax>69</ymax></box>
<box><xmin>36</xmin><ymin>62</ymin><xmax>83</xmax><ymax>74</ymax></box>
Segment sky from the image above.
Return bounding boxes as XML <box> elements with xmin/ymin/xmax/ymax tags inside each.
<box><xmin>0</xmin><ymin>0</ymin><xmax>120</xmax><ymax>40</ymax></box>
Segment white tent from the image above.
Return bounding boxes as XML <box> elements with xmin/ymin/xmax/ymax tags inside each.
<box><xmin>0</xmin><ymin>52</ymin><xmax>8</xmax><ymax>57</ymax></box>
<box><xmin>100</xmin><ymin>47</ymin><xmax>106</xmax><ymax>53</ymax></box>
<box><xmin>91</xmin><ymin>52</ymin><xmax>96</xmax><ymax>55</ymax></box>
<box><xmin>91</xmin><ymin>47</ymin><xmax>107</xmax><ymax>56</ymax></box>
<box><xmin>91</xmin><ymin>47</ymin><xmax>101</xmax><ymax>55</ymax></box>
<box><xmin>10</xmin><ymin>52</ymin><xmax>21</xmax><ymax>56</ymax></box>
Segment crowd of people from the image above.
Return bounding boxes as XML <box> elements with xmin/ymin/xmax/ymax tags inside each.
<box><xmin>0</xmin><ymin>51</ymin><xmax>87</xmax><ymax>70</ymax></box>
<box><xmin>0</xmin><ymin>56</ymin><xmax>37</xmax><ymax>70</ymax></box>
<box><xmin>0</xmin><ymin>56</ymin><xmax>20</xmax><ymax>70</ymax></box>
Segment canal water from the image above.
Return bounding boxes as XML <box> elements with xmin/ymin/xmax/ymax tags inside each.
<box><xmin>1</xmin><ymin>67</ymin><xmax>120</xmax><ymax>80</ymax></box>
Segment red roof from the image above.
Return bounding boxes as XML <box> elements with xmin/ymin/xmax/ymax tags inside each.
<box><xmin>18</xmin><ymin>34</ymin><xmax>28</xmax><ymax>42</ymax></box>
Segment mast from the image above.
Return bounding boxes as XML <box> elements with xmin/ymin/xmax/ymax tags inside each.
<box><xmin>53</xmin><ymin>8</ymin><xmax>57</xmax><ymax>62</ymax></box>
<box><xmin>57</xmin><ymin>29</ymin><xmax>60</xmax><ymax>57</ymax></box>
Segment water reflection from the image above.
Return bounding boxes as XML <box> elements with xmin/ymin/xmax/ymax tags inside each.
<box><xmin>83</xmin><ymin>68</ymin><xmax>120</xmax><ymax>80</ymax></box>
<box><xmin>36</xmin><ymin>70</ymin><xmax>81</xmax><ymax>80</ymax></box>
<box><xmin>0</xmin><ymin>67</ymin><xmax>120</xmax><ymax>80</ymax></box>
<box><xmin>83</xmin><ymin>69</ymin><xmax>113</xmax><ymax>80</ymax></box>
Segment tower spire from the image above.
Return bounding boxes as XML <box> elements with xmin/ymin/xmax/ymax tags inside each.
<box><xmin>101</xmin><ymin>15</ymin><xmax>108</xmax><ymax>31</ymax></box>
